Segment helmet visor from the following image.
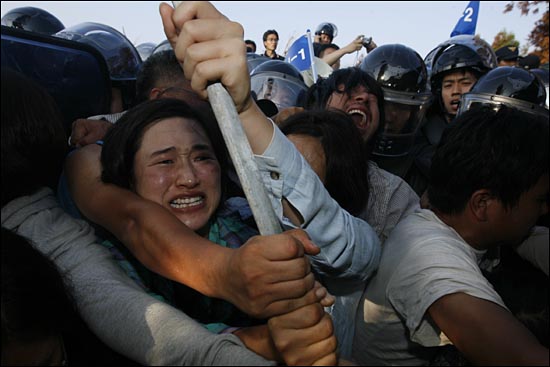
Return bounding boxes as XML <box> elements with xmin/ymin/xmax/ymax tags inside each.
<box><xmin>373</xmin><ymin>90</ymin><xmax>431</xmax><ymax>157</ymax></box>
<box><xmin>251</xmin><ymin>74</ymin><xmax>307</xmax><ymax>111</ymax></box>
<box><xmin>458</xmin><ymin>93</ymin><xmax>549</xmax><ymax>119</ymax></box>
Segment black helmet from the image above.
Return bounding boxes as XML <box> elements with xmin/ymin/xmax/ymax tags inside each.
<box><xmin>136</xmin><ymin>42</ymin><xmax>156</xmax><ymax>62</ymax></box>
<box><xmin>55</xmin><ymin>22</ymin><xmax>141</xmax><ymax>82</ymax></box>
<box><xmin>426</xmin><ymin>35</ymin><xmax>497</xmax><ymax>91</ymax></box>
<box><xmin>458</xmin><ymin>66</ymin><xmax>548</xmax><ymax>118</ymax></box>
<box><xmin>1</xmin><ymin>6</ymin><xmax>65</xmax><ymax>35</ymax></box>
<box><xmin>361</xmin><ymin>44</ymin><xmax>432</xmax><ymax>157</ymax></box>
<box><xmin>246</xmin><ymin>53</ymin><xmax>271</xmax><ymax>74</ymax></box>
<box><xmin>250</xmin><ymin>60</ymin><xmax>308</xmax><ymax>113</ymax></box>
<box><xmin>315</xmin><ymin>22</ymin><xmax>338</xmax><ymax>39</ymax></box>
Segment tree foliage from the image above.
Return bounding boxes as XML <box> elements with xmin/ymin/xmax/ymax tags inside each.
<box><xmin>492</xmin><ymin>29</ymin><xmax>520</xmax><ymax>51</ymax></box>
<box><xmin>504</xmin><ymin>1</ymin><xmax>549</xmax><ymax>64</ymax></box>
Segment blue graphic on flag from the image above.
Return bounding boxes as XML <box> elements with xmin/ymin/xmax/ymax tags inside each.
<box><xmin>450</xmin><ymin>1</ymin><xmax>480</xmax><ymax>37</ymax></box>
<box><xmin>286</xmin><ymin>34</ymin><xmax>312</xmax><ymax>72</ymax></box>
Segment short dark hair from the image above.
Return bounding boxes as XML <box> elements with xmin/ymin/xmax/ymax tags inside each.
<box><xmin>263</xmin><ymin>30</ymin><xmax>279</xmax><ymax>42</ymax></box>
<box><xmin>306</xmin><ymin>67</ymin><xmax>386</xmax><ymax>152</ymax></box>
<box><xmin>278</xmin><ymin>109</ymin><xmax>370</xmax><ymax>216</ymax></box>
<box><xmin>245</xmin><ymin>39</ymin><xmax>256</xmax><ymax>52</ymax></box>
<box><xmin>135</xmin><ymin>50</ymin><xmax>185</xmax><ymax>103</ymax></box>
<box><xmin>428</xmin><ymin>106</ymin><xmax>549</xmax><ymax>214</ymax></box>
<box><xmin>1</xmin><ymin>69</ymin><xmax>68</xmax><ymax>207</ymax></box>
<box><xmin>100</xmin><ymin>98</ymin><xmax>228</xmax><ymax>193</ymax></box>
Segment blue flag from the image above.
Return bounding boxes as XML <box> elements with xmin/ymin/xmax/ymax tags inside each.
<box><xmin>286</xmin><ymin>33</ymin><xmax>312</xmax><ymax>72</ymax></box>
<box><xmin>450</xmin><ymin>1</ymin><xmax>480</xmax><ymax>37</ymax></box>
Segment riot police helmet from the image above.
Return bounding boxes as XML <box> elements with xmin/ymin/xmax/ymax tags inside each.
<box><xmin>426</xmin><ymin>35</ymin><xmax>497</xmax><ymax>92</ymax></box>
<box><xmin>1</xmin><ymin>6</ymin><xmax>65</xmax><ymax>35</ymax></box>
<box><xmin>250</xmin><ymin>60</ymin><xmax>308</xmax><ymax>113</ymax></box>
<box><xmin>315</xmin><ymin>22</ymin><xmax>338</xmax><ymax>42</ymax></box>
<box><xmin>458</xmin><ymin>66</ymin><xmax>548</xmax><ymax>118</ymax></box>
<box><xmin>361</xmin><ymin>44</ymin><xmax>432</xmax><ymax>157</ymax></box>
<box><xmin>55</xmin><ymin>22</ymin><xmax>141</xmax><ymax>82</ymax></box>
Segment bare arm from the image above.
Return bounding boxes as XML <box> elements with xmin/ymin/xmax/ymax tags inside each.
<box><xmin>65</xmin><ymin>144</ymin><xmax>320</xmax><ymax>318</ymax></box>
<box><xmin>428</xmin><ymin>292</ymin><xmax>548</xmax><ymax>365</ymax></box>
<box><xmin>320</xmin><ymin>36</ymin><xmax>363</xmax><ymax>67</ymax></box>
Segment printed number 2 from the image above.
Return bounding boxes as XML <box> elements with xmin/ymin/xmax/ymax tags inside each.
<box><xmin>298</xmin><ymin>48</ymin><xmax>305</xmax><ymax>60</ymax></box>
<box><xmin>464</xmin><ymin>7</ymin><xmax>473</xmax><ymax>22</ymax></box>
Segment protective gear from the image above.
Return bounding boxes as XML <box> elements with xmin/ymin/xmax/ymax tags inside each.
<box><xmin>55</xmin><ymin>22</ymin><xmax>141</xmax><ymax>82</ymax></box>
<box><xmin>1</xmin><ymin>6</ymin><xmax>65</xmax><ymax>35</ymax></box>
<box><xmin>246</xmin><ymin>53</ymin><xmax>270</xmax><ymax>74</ymax></box>
<box><xmin>361</xmin><ymin>44</ymin><xmax>432</xmax><ymax>157</ymax></box>
<box><xmin>55</xmin><ymin>22</ymin><xmax>141</xmax><ymax>109</ymax></box>
<box><xmin>425</xmin><ymin>35</ymin><xmax>497</xmax><ymax>92</ymax></box>
<box><xmin>458</xmin><ymin>66</ymin><xmax>548</xmax><ymax>118</ymax></box>
<box><xmin>250</xmin><ymin>60</ymin><xmax>308</xmax><ymax>114</ymax></box>
<box><xmin>136</xmin><ymin>42</ymin><xmax>156</xmax><ymax>61</ymax></box>
<box><xmin>315</xmin><ymin>22</ymin><xmax>338</xmax><ymax>40</ymax></box>
<box><xmin>530</xmin><ymin>68</ymin><xmax>549</xmax><ymax>108</ymax></box>
<box><xmin>152</xmin><ymin>39</ymin><xmax>172</xmax><ymax>54</ymax></box>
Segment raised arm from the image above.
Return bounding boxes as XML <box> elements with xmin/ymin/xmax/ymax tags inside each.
<box><xmin>161</xmin><ymin>1</ymin><xmax>380</xmax><ymax>282</ymax></box>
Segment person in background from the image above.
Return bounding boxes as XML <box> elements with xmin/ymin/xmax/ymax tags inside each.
<box><xmin>359</xmin><ymin>44</ymin><xmax>433</xmax><ymax>195</ymax></box>
<box><xmin>245</xmin><ymin>39</ymin><xmax>257</xmax><ymax>53</ymax></box>
<box><xmin>314</xmin><ymin>22</ymin><xmax>338</xmax><ymax>44</ymax></box>
<box><xmin>495</xmin><ymin>44</ymin><xmax>520</xmax><ymax>67</ymax></box>
<box><xmin>262</xmin><ymin>30</ymin><xmax>284</xmax><ymax>60</ymax></box>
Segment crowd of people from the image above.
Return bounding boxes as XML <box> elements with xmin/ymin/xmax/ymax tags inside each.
<box><xmin>1</xmin><ymin>2</ymin><xmax>549</xmax><ymax>366</ymax></box>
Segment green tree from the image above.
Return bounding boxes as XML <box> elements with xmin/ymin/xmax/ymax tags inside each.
<box><xmin>492</xmin><ymin>29</ymin><xmax>520</xmax><ymax>51</ymax></box>
<box><xmin>504</xmin><ymin>1</ymin><xmax>549</xmax><ymax>64</ymax></box>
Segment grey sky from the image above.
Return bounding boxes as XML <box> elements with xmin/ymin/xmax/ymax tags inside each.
<box><xmin>1</xmin><ymin>1</ymin><xmax>544</xmax><ymax>67</ymax></box>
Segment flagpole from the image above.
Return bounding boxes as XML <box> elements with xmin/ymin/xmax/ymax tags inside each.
<box><xmin>306</xmin><ymin>29</ymin><xmax>317</xmax><ymax>84</ymax></box>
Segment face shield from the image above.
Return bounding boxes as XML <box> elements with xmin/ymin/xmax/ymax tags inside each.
<box><xmin>372</xmin><ymin>88</ymin><xmax>432</xmax><ymax>157</ymax></box>
<box><xmin>251</xmin><ymin>73</ymin><xmax>307</xmax><ymax>112</ymax></box>
<box><xmin>458</xmin><ymin>92</ymin><xmax>549</xmax><ymax>119</ymax></box>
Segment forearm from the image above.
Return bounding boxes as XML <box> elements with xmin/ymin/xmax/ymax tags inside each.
<box><xmin>321</xmin><ymin>48</ymin><xmax>348</xmax><ymax>66</ymax></box>
<box><xmin>429</xmin><ymin>292</ymin><xmax>549</xmax><ymax>366</ymax></box>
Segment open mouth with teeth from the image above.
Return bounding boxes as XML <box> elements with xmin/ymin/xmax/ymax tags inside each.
<box><xmin>170</xmin><ymin>196</ymin><xmax>204</xmax><ymax>209</ymax></box>
<box><xmin>348</xmin><ymin>109</ymin><xmax>369</xmax><ymax>130</ymax></box>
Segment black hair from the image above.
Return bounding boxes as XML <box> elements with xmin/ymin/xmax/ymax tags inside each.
<box><xmin>100</xmin><ymin>98</ymin><xmax>228</xmax><ymax>194</ymax></box>
<box><xmin>1</xmin><ymin>68</ymin><xmax>68</xmax><ymax>207</ymax></box>
<box><xmin>262</xmin><ymin>30</ymin><xmax>279</xmax><ymax>42</ymax></box>
<box><xmin>305</xmin><ymin>67</ymin><xmax>385</xmax><ymax>153</ymax></box>
<box><xmin>135</xmin><ymin>50</ymin><xmax>185</xmax><ymax>104</ymax></box>
<box><xmin>1</xmin><ymin>228</ymin><xmax>75</xmax><ymax>343</ymax></box>
<box><xmin>427</xmin><ymin>105</ymin><xmax>549</xmax><ymax>214</ymax></box>
<box><xmin>278</xmin><ymin>109</ymin><xmax>370</xmax><ymax>216</ymax></box>
<box><xmin>245</xmin><ymin>39</ymin><xmax>257</xmax><ymax>52</ymax></box>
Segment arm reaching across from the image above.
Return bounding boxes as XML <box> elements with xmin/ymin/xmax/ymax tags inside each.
<box><xmin>64</xmin><ymin>143</ymin><xmax>322</xmax><ymax>319</ymax></box>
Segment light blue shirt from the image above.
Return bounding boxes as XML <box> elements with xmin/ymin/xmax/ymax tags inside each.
<box><xmin>254</xmin><ymin>126</ymin><xmax>381</xmax><ymax>357</ymax></box>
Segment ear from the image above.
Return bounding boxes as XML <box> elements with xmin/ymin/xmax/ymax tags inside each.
<box><xmin>469</xmin><ymin>189</ymin><xmax>493</xmax><ymax>222</ymax></box>
<box><xmin>149</xmin><ymin>87</ymin><xmax>163</xmax><ymax>100</ymax></box>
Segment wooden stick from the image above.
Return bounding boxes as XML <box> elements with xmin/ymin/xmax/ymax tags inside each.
<box><xmin>207</xmin><ymin>84</ymin><xmax>282</xmax><ymax>235</ymax></box>
<box><xmin>171</xmin><ymin>1</ymin><xmax>281</xmax><ymax>235</ymax></box>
